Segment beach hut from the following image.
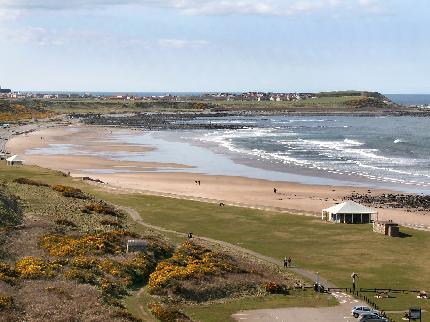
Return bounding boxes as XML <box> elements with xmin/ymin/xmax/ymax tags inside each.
<box><xmin>322</xmin><ymin>201</ymin><xmax>377</xmax><ymax>224</ymax></box>
<box><xmin>6</xmin><ymin>155</ymin><xmax>23</xmax><ymax>166</ymax></box>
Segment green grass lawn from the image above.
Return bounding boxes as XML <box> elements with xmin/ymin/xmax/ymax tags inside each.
<box><xmin>2</xmin><ymin>163</ymin><xmax>429</xmax><ymax>321</ymax></box>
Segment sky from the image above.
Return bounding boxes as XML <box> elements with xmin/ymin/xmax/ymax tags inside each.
<box><xmin>0</xmin><ymin>0</ymin><xmax>429</xmax><ymax>93</ymax></box>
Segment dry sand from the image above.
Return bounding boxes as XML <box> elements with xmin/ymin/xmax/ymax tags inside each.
<box><xmin>6</xmin><ymin>125</ymin><xmax>430</xmax><ymax>229</ymax></box>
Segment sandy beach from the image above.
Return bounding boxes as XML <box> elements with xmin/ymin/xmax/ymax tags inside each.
<box><xmin>6</xmin><ymin>125</ymin><xmax>430</xmax><ymax>229</ymax></box>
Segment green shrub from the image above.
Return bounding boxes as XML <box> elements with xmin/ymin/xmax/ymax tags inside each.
<box><xmin>55</xmin><ymin>219</ymin><xmax>77</xmax><ymax>228</ymax></box>
<box><xmin>52</xmin><ymin>185</ymin><xmax>89</xmax><ymax>200</ymax></box>
<box><xmin>13</xmin><ymin>177</ymin><xmax>50</xmax><ymax>187</ymax></box>
<box><xmin>111</xmin><ymin>310</ymin><xmax>143</xmax><ymax>322</ymax></box>
<box><xmin>0</xmin><ymin>189</ymin><xmax>22</xmax><ymax>227</ymax></box>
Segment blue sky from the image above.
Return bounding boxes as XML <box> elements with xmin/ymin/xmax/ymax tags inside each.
<box><xmin>0</xmin><ymin>0</ymin><xmax>428</xmax><ymax>93</ymax></box>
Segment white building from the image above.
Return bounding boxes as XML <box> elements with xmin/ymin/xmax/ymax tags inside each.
<box><xmin>6</xmin><ymin>155</ymin><xmax>23</xmax><ymax>166</ymax></box>
<box><xmin>322</xmin><ymin>201</ymin><xmax>377</xmax><ymax>224</ymax></box>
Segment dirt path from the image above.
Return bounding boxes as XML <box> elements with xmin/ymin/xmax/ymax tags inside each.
<box><xmin>122</xmin><ymin>206</ymin><xmax>331</xmax><ymax>287</ymax></box>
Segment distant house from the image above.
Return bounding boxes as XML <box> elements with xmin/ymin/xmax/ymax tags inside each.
<box><xmin>6</xmin><ymin>155</ymin><xmax>23</xmax><ymax>166</ymax></box>
<box><xmin>0</xmin><ymin>86</ymin><xmax>11</xmax><ymax>94</ymax></box>
<box><xmin>322</xmin><ymin>201</ymin><xmax>377</xmax><ymax>224</ymax></box>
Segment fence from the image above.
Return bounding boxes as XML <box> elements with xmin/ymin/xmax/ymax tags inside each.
<box><xmin>326</xmin><ymin>287</ymin><xmax>420</xmax><ymax>322</ymax></box>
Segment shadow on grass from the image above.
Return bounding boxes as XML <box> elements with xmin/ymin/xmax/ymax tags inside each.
<box><xmin>398</xmin><ymin>232</ymin><xmax>412</xmax><ymax>238</ymax></box>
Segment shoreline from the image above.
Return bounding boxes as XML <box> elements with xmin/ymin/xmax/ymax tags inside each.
<box><xmin>6</xmin><ymin>124</ymin><xmax>430</xmax><ymax>230</ymax></box>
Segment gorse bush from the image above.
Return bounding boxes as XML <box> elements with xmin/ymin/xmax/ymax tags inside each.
<box><xmin>265</xmin><ymin>282</ymin><xmax>289</xmax><ymax>294</ymax></box>
<box><xmin>13</xmin><ymin>177</ymin><xmax>50</xmax><ymax>187</ymax></box>
<box><xmin>40</xmin><ymin>230</ymin><xmax>136</xmax><ymax>257</ymax></box>
<box><xmin>0</xmin><ymin>102</ymin><xmax>54</xmax><ymax>122</ymax></box>
<box><xmin>0</xmin><ymin>295</ymin><xmax>14</xmax><ymax>311</ymax></box>
<box><xmin>148</xmin><ymin>302</ymin><xmax>190</xmax><ymax>322</ymax></box>
<box><xmin>52</xmin><ymin>185</ymin><xmax>89</xmax><ymax>200</ymax></box>
<box><xmin>0</xmin><ymin>262</ymin><xmax>17</xmax><ymax>284</ymax></box>
<box><xmin>148</xmin><ymin>241</ymin><xmax>237</xmax><ymax>294</ymax></box>
<box><xmin>55</xmin><ymin>219</ymin><xmax>77</xmax><ymax>228</ymax></box>
<box><xmin>14</xmin><ymin>257</ymin><xmax>61</xmax><ymax>279</ymax></box>
<box><xmin>64</xmin><ymin>254</ymin><xmax>154</xmax><ymax>300</ymax></box>
<box><xmin>0</xmin><ymin>189</ymin><xmax>22</xmax><ymax>227</ymax></box>
<box><xmin>84</xmin><ymin>202</ymin><xmax>124</xmax><ymax>218</ymax></box>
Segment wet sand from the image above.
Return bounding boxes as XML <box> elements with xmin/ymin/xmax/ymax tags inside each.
<box><xmin>6</xmin><ymin>125</ymin><xmax>430</xmax><ymax>229</ymax></box>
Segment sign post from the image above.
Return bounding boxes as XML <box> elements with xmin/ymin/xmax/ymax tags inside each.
<box><xmin>409</xmin><ymin>308</ymin><xmax>422</xmax><ymax>322</ymax></box>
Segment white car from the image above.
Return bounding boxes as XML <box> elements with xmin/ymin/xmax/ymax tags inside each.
<box><xmin>351</xmin><ymin>306</ymin><xmax>380</xmax><ymax>318</ymax></box>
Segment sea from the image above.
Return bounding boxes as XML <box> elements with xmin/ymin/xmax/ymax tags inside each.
<box><xmin>27</xmin><ymin>93</ymin><xmax>430</xmax><ymax>193</ymax></box>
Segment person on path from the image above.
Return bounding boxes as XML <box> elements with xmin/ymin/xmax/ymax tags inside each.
<box><xmin>351</xmin><ymin>272</ymin><xmax>358</xmax><ymax>291</ymax></box>
<box><xmin>283</xmin><ymin>257</ymin><xmax>288</xmax><ymax>267</ymax></box>
<box><xmin>287</xmin><ymin>257</ymin><xmax>292</xmax><ymax>267</ymax></box>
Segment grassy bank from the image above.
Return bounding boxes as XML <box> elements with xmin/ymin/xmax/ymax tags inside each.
<box><xmin>1</xmin><ymin>163</ymin><xmax>429</xmax><ymax>321</ymax></box>
<box><xmin>0</xmin><ymin>163</ymin><xmax>333</xmax><ymax>321</ymax></box>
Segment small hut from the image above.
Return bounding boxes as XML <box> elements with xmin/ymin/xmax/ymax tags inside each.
<box><xmin>6</xmin><ymin>155</ymin><xmax>23</xmax><ymax>166</ymax></box>
<box><xmin>322</xmin><ymin>201</ymin><xmax>377</xmax><ymax>224</ymax></box>
<box><xmin>373</xmin><ymin>221</ymin><xmax>400</xmax><ymax>237</ymax></box>
<box><xmin>126</xmin><ymin>240</ymin><xmax>147</xmax><ymax>253</ymax></box>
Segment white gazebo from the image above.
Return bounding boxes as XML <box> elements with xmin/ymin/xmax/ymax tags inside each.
<box><xmin>6</xmin><ymin>155</ymin><xmax>23</xmax><ymax>166</ymax></box>
<box><xmin>322</xmin><ymin>201</ymin><xmax>377</xmax><ymax>224</ymax></box>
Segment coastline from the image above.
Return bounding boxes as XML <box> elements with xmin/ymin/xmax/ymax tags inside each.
<box><xmin>6</xmin><ymin>124</ymin><xmax>430</xmax><ymax>230</ymax></box>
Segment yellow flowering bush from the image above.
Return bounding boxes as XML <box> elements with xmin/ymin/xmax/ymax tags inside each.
<box><xmin>148</xmin><ymin>241</ymin><xmax>236</xmax><ymax>293</ymax></box>
<box><xmin>98</xmin><ymin>259</ymin><xmax>123</xmax><ymax>277</ymax></box>
<box><xmin>40</xmin><ymin>230</ymin><xmax>135</xmax><ymax>257</ymax></box>
<box><xmin>64</xmin><ymin>268</ymin><xmax>97</xmax><ymax>284</ymax></box>
<box><xmin>70</xmin><ymin>256</ymin><xmax>98</xmax><ymax>269</ymax></box>
<box><xmin>15</xmin><ymin>257</ymin><xmax>60</xmax><ymax>279</ymax></box>
<box><xmin>148</xmin><ymin>302</ymin><xmax>189</xmax><ymax>322</ymax></box>
<box><xmin>100</xmin><ymin>278</ymin><xmax>127</xmax><ymax>298</ymax></box>
<box><xmin>0</xmin><ymin>295</ymin><xmax>14</xmax><ymax>311</ymax></box>
<box><xmin>84</xmin><ymin>202</ymin><xmax>124</xmax><ymax>218</ymax></box>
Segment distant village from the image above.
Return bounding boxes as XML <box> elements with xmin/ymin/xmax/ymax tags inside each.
<box><xmin>0</xmin><ymin>86</ymin><xmax>315</xmax><ymax>102</ymax></box>
<box><xmin>1</xmin><ymin>85</ymin><xmax>428</xmax><ymax>109</ymax></box>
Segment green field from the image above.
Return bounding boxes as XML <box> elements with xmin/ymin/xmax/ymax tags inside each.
<box><xmin>1</xmin><ymin>163</ymin><xmax>429</xmax><ymax>321</ymax></box>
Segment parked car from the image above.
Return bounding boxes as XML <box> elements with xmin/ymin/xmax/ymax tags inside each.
<box><xmin>358</xmin><ymin>312</ymin><xmax>388</xmax><ymax>322</ymax></box>
<box><xmin>352</xmin><ymin>306</ymin><xmax>380</xmax><ymax>318</ymax></box>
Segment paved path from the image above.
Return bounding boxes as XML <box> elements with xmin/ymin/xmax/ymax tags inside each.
<box><xmin>232</xmin><ymin>291</ymin><xmax>360</xmax><ymax>322</ymax></box>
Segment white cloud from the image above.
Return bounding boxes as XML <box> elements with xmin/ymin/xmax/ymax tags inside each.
<box><xmin>0</xmin><ymin>0</ymin><xmax>385</xmax><ymax>16</ymax></box>
<box><xmin>157</xmin><ymin>38</ymin><xmax>209</xmax><ymax>49</ymax></box>
<box><xmin>0</xmin><ymin>26</ymin><xmax>208</xmax><ymax>50</ymax></box>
